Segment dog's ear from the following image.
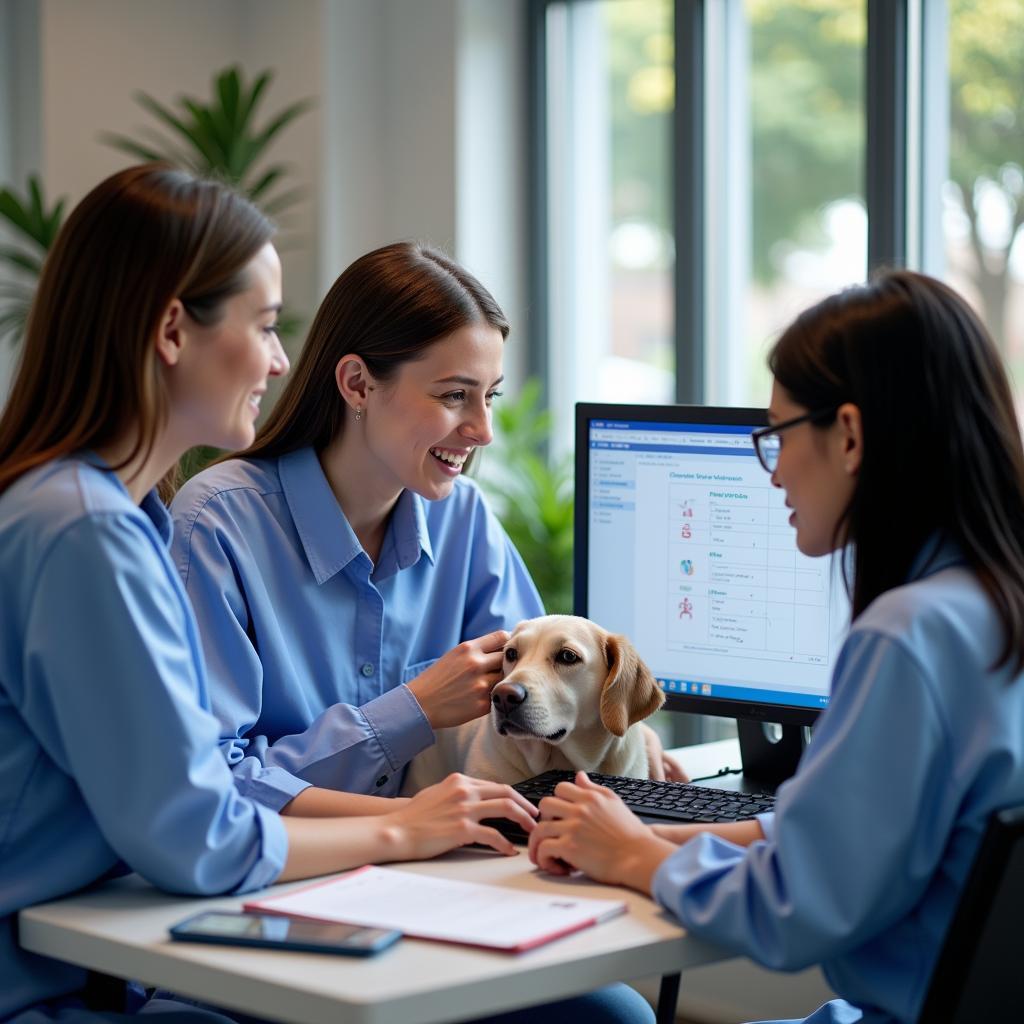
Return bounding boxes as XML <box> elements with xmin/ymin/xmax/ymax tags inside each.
<box><xmin>599</xmin><ymin>634</ymin><xmax>665</xmax><ymax>737</ymax></box>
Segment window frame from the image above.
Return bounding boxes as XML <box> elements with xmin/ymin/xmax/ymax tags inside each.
<box><xmin>528</xmin><ymin>0</ymin><xmax>946</xmax><ymax>405</ymax></box>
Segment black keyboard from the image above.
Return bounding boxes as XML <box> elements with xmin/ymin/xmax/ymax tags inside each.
<box><xmin>489</xmin><ymin>769</ymin><xmax>774</xmax><ymax>843</ymax></box>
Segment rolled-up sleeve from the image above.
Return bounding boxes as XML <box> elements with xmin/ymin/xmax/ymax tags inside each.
<box><xmin>651</xmin><ymin>632</ymin><xmax>952</xmax><ymax>970</ymax></box>
<box><xmin>20</xmin><ymin>515</ymin><xmax>287</xmax><ymax>895</ymax></box>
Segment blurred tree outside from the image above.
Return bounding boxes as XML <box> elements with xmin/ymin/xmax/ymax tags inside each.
<box><xmin>600</xmin><ymin>0</ymin><xmax>1023</xmax><ymax>364</ymax></box>
<box><xmin>947</xmin><ymin>0</ymin><xmax>1024</xmax><ymax>359</ymax></box>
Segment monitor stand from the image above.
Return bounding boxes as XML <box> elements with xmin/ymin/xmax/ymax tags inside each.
<box><xmin>735</xmin><ymin>719</ymin><xmax>808</xmax><ymax>792</ymax></box>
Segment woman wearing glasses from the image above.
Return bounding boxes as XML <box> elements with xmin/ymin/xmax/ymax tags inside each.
<box><xmin>528</xmin><ymin>269</ymin><xmax>1024</xmax><ymax>1024</ymax></box>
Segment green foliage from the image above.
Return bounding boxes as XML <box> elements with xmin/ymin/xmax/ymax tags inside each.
<box><xmin>178</xmin><ymin>445</ymin><xmax>223</xmax><ymax>485</ymax></box>
<box><xmin>747</xmin><ymin>0</ymin><xmax>864</xmax><ymax>282</ymax></box>
<box><xmin>0</xmin><ymin>176</ymin><xmax>67</xmax><ymax>346</ymax></box>
<box><xmin>102</xmin><ymin>65</ymin><xmax>313</xmax><ymax>217</ymax></box>
<box><xmin>478</xmin><ymin>381</ymin><xmax>575</xmax><ymax>615</ymax></box>
<box><xmin>606</xmin><ymin>0</ymin><xmax>1024</xmax><ymax>352</ymax></box>
<box><xmin>604</xmin><ymin>0</ymin><xmax>673</xmax><ymax>231</ymax></box>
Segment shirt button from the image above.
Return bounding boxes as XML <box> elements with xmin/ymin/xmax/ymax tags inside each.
<box><xmin>375</xmin><ymin>774</ymin><xmax>389</xmax><ymax>788</ymax></box>
<box><xmin>360</xmin><ymin>662</ymin><xmax>375</xmax><ymax>677</ymax></box>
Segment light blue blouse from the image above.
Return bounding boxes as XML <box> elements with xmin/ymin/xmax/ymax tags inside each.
<box><xmin>169</xmin><ymin>447</ymin><xmax>544</xmax><ymax>808</ymax></box>
<box><xmin>651</xmin><ymin>542</ymin><xmax>1024</xmax><ymax>1024</ymax></box>
<box><xmin>0</xmin><ymin>456</ymin><xmax>287</xmax><ymax>1019</ymax></box>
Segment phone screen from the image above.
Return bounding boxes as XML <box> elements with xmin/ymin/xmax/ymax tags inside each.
<box><xmin>173</xmin><ymin>911</ymin><xmax>400</xmax><ymax>953</ymax></box>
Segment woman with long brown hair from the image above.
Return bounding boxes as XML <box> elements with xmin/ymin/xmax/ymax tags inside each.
<box><xmin>527</xmin><ymin>271</ymin><xmax>1024</xmax><ymax>1024</ymax></box>
<box><xmin>170</xmin><ymin>241</ymin><xmax>685</xmax><ymax>821</ymax></box>
<box><xmin>0</xmin><ymin>167</ymin><xmax>541</xmax><ymax>1022</ymax></box>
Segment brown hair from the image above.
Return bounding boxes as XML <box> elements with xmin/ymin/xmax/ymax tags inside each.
<box><xmin>240</xmin><ymin>241</ymin><xmax>509</xmax><ymax>464</ymax></box>
<box><xmin>0</xmin><ymin>164</ymin><xmax>274</xmax><ymax>497</ymax></box>
<box><xmin>769</xmin><ymin>269</ymin><xmax>1024</xmax><ymax>670</ymax></box>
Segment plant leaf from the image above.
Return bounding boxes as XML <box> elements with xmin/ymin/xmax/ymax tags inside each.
<box><xmin>258</xmin><ymin>186</ymin><xmax>306</xmax><ymax>216</ymax></box>
<box><xmin>97</xmin><ymin>132</ymin><xmax>168</xmax><ymax>164</ymax></box>
<box><xmin>135</xmin><ymin>92</ymin><xmax>220</xmax><ymax>167</ymax></box>
<box><xmin>238</xmin><ymin>71</ymin><xmax>272</xmax><ymax>127</ymax></box>
<box><xmin>0</xmin><ymin>246</ymin><xmax>43</xmax><ymax>276</ymax></box>
<box><xmin>216</xmin><ymin>66</ymin><xmax>241</xmax><ymax>130</ymax></box>
<box><xmin>246</xmin><ymin>166</ymin><xmax>287</xmax><ymax>201</ymax></box>
<box><xmin>0</xmin><ymin>188</ymin><xmax>34</xmax><ymax>236</ymax></box>
<box><xmin>250</xmin><ymin>99</ymin><xmax>315</xmax><ymax>156</ymax></box>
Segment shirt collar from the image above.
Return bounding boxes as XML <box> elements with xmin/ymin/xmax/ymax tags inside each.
<box><xmin>279</xmin><ymin>447</ymin><xmax>363</xmax><ymax>584</ymax></box>
<box><xmin>390</xmin><ymin>487</ymin><xmax>434</xmax><ymax>569</ymax></box>
<box><xmin>278</xmin><ymin>447</ymin><xmax>434</xmax><ymax>584</ymax></box>
<box><xmin>907</xmin><ymin>532</ymin><xmax>965</xmax><ymax>582</ymax></box>
<box><xmin>80</xmin><ymin>451</ymin><xmax>173</xmax><ymax>546</ymax></box>
<box><xmin>140</xmin><ymin>489</ymin><xmax>173</xmax><ymax>545</ymax></box>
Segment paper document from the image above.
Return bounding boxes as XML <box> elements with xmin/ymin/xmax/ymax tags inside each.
<box><xmin>245</xmin><ymin>865</ymin><xmax>627</xmax><ymax>953</ymax></box>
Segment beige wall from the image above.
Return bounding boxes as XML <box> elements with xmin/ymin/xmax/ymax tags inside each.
<box><xmin>0</xmin><ymin>0</ymin><xmax>531</xmax><ymax>398</ymax></box>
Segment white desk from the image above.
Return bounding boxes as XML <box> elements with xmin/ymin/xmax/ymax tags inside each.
<box><xmin>19</xmin><ymin>742</ymin><xmax>747</xmax><ymax>1023</ymax></box>
<box><xmin>19</xmin><ymin>848</ymin><xmax>734</xmax><ymax>1024</ymax></box>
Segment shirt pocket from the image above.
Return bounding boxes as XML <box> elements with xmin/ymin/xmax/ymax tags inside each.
<box><xmin>401</xmin><ymin>658</ymin><xmax>439</xmax><ymax>686</ymax></box>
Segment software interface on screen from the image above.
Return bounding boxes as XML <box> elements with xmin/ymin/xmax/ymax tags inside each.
<box><xmin>586</xmin><ymin>415</ymin><xmax>849</xmax><ymax>712</ymax></box>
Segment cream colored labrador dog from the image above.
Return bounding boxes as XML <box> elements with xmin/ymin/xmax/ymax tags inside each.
<box><xmin>402</xmin><ymin>615</ymin><xmax>664</xmax><ymax>793</ymax></box>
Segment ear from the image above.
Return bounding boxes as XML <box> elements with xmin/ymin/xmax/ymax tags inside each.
<box><xmin>334</xmin><ymin>355</ymin><xmax>376</xmax><ymax>415</ymax></box>
<box><xmin>836</xmin><ymin>401</ymin><xmax>863</xmax><ymax>476</ymax></box>
<box><xmin>154</xmin><ymin>299</ymin><xmax>187</xmax><ymax>368</ymax></box>
<box><xmin>599</xmin><ymin>633</ymin><xmax>664</xmax><ymax>737</ymax></box>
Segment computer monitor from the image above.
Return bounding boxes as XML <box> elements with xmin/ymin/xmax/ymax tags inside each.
<box><xmin>574</xmin><ymin>403</ymin><xmax>850</xmax><ymax>787</ymax></box>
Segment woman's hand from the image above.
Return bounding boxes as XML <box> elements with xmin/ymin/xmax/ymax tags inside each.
<box><xmin>383</xmin><ymin>773</ymin><xmax>538</xmax><ymax>860</ymax></box>
<box><xmin>641</xmin><ymin>723</ymin><xmax>690</xmax><ymax>782</ymax></box>
<box><xmin>528</xmin><ymin>772</ymin><xmax>677</xmax><ymax>893</ymax></box>
<box><xmin>406</xmin><ymin>631</ymin><xmax>510</xmax><ymax>729</ymax></box>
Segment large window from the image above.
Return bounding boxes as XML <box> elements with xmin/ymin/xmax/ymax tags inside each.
<box><xmin>545</xmin><ymin>0</ymin><xmax>674</xmax><ymax>452</ymax></box>
<box><xmin>534</xmin><ymin>0</ymin><xmax>1020</xmax><ymax>743</ymax></box>
<box><xmin>536</xmin><ymin>0</ymin><xmax>1022</xmax><ymax>420</ymax></box>
<box><xmin>739</xmin><ymin>0</ymin><xmax>865</xmax><ymax>405</ymax></box>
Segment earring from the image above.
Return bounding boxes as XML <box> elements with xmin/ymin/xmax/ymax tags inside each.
<box><xmin>355</xmin><ymin>407</ymin><xmax>362</xmax><ymax>422</ymax></box>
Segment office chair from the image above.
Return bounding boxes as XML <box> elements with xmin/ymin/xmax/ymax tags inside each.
<box><xmin>917</xmin><ymin>802</ymin><xmax>1024</xmax><ymax>1022</ymax></box>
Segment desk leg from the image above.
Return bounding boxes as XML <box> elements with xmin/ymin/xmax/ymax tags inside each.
<box><xmin>656</xmin><ymin>972</ymin><xmax>680</xmax><ymax>1024</ymax></box>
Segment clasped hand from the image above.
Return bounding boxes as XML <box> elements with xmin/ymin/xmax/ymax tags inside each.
<box><xmin>527</xmin><ymin>772</ymin><xmax>675</xmax><ymax>894</ymax></box>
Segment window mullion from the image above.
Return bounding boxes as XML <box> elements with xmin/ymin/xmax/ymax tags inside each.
<box><xmin>866</xmin><ymin>0</ymin><xmax>909</xmax><ymax>271</ymax></box>
<box><xmin>673</xmin><ymin>0</ymin><xmax>706</xmax><ymax>404</ymax></box>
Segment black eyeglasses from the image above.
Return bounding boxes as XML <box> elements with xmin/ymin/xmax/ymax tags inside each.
<box><xmin>751</xmin><ymin>408</ymin><xmax>838</xmax><ymax>473</ymax></box>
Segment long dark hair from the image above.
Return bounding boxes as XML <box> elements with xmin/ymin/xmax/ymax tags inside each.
<box><xmin>0</xmin><ymin>164</ymin><xmax>274</xmax><ymax>498</ymax></box>
<box><xmin>769</xmin><ymin>269</ymin><xmax>1024</xmax><ymax>669</ymax></box>
<box><xmin>239</xmin><ymin>241</ymin><xmax>509</xmax><ymax>465</ymax></box>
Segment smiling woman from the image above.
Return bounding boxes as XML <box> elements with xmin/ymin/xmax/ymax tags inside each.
<box><xmin>169</xmin><ymin>242</ymin><xmax>545</xmax><ymax>812</ymax></box>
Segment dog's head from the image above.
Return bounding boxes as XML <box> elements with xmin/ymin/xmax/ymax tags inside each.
<box><xmin>489</xmin><ymin>614</ymin><xmax>664</xmax><ymax>746</ymax></box>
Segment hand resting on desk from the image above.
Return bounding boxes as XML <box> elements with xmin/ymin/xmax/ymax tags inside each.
<box><xmin>528</xmin><ymin>771</ymin><xmax>763</xmax><ymax>894</ymax></box>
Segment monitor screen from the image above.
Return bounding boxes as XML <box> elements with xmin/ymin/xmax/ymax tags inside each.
<box><xmin>574</xmin><ymin>403</ymin><xmax>850</xmax><ymax>727</ymax></box>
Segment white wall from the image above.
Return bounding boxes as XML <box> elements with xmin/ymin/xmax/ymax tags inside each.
<box><xmin>0</xmin><ymin>0</ymin><xmax>531</xmax><ymax>398</ymax></box>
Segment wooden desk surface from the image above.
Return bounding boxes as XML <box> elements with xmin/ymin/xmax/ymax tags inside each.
<box><xmin>20</xmin><ymin>846</ymin><xmax>733</xmax><ymax>1024</ymax></box>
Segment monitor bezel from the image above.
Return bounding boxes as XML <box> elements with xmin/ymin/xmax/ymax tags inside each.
<box><xmin>574</xmin><ymin>401</ymin><xmax>823</xmax><ymax>729</ymax></box>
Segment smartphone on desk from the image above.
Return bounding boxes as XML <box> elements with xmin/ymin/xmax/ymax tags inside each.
<box><xmin>169</xmin><ymin>910</ymin><xmax>401</xmax><ymax>957</ymax></box>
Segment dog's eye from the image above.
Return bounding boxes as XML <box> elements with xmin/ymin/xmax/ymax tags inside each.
<box><xmin>504</xmin><ymin>648</ymin><xmax>518</xmax><ymax>663</ymax></box>
<box><xmin>555</xmin><ymin>648</ymin><xmax>580</xmax><ymax>666</ymax></box>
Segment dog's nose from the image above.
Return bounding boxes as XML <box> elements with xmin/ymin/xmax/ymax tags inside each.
<box><xmin>491</xmin><ymin>681</ymin><xmax>527</xmax><ymax>715</ymax></box>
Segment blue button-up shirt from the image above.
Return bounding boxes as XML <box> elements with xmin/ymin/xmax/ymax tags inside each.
<box><xmin>169</xmin><ymin>447</ymin><xmax>544</xmax><ymax>808</ymax></box>
<box><xmin>0</xmin><ymin>456</ymin><xmax>287</xmax><ymax>1019</ymax></box>
<box><xmin>652</xmin><ymin>541</ymin><xmax>1024</xmax><ymax>1024</ymax></box>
